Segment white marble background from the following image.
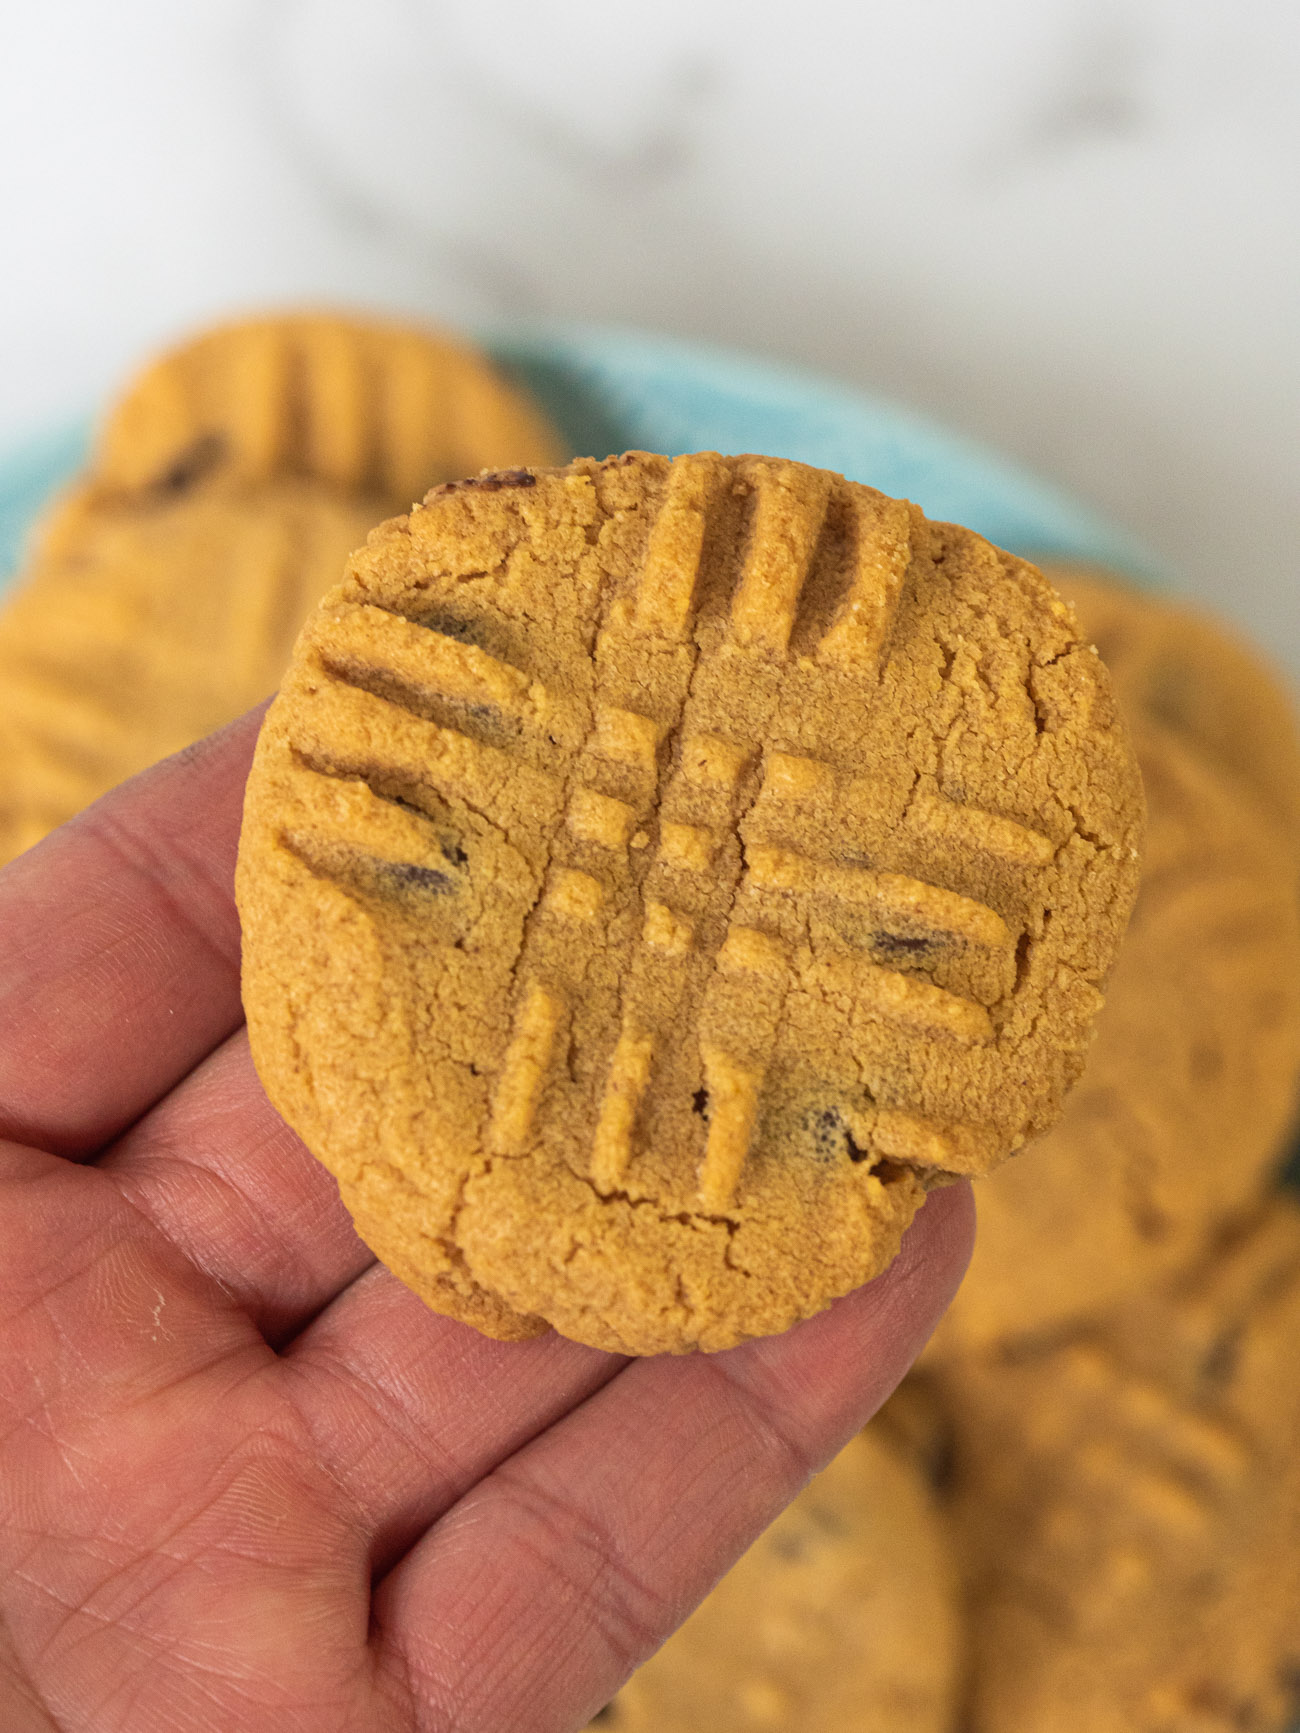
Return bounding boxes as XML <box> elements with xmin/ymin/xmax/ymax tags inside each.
<box><xmin>2</xmin><ymin>0</ymin><xmax>1297</xmax><ymax>671</ymax></box>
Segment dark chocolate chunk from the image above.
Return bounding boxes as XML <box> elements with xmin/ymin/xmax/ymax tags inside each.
<box><xmin>871</xmin><ymin>931</ymin><xmax>934</xmax><ymax>958</ymax></box>
<box><xmin>806</xmin><ymin>1104</ymin><xmax>873</xmax><ymax>1164</ymax></box>
<box><xmin>153</xmin><ymin>432</ymin><xmax>227</xmax><ymax>495</ymax></box>
<box><xmin>384</xmin><ymin>861</ymin><xmax>456</xmax><ymax>894</ymax></box>
<box><xmin>413</xmin><ymin>611</ymin><xmax>483</xmax><ymax>645</ymax></box>
<box><xmin>437</xmin><ymin>467</ymin><xmax>537</xmax><ymax>495</ymax></box>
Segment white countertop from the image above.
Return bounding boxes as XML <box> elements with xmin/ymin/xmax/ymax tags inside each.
<box><xmin>2</xmin><ymin>0</ymin><xmax>1297</xmax><ymax>674</ymax></box>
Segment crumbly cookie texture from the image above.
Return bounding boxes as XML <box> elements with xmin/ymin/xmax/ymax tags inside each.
<box><xmin>939</xmin><ymin>1197</ymin><xmax>1300</xmax><ymax>1733</ymax></box>
<box><xmin>237</xmin><ymin>452</ymin><xmax>1144</xmax><ymax>1355</ymax></box>
<box><xmin>0</xmin><ymin>310</ymin><xmax>563</xmax><ymax>863</ymax></box>
<box><xmin>585</xmin><ymin>1422</ymin><xmax>963</xmax><ymax>1732</ymax></box>
<box><xmin>927</xmin><ymin>578</ymin><xmax>1300</xmax><ymax>1356</ymax></box>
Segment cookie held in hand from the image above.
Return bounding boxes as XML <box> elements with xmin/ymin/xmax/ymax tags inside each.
<box><xmin>237</xmin><ymin>453</ymin><xmax>1144</xmax><ymax>1353</ymax></box>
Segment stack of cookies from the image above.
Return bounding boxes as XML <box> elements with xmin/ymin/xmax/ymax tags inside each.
<box><xmin>584</xmin><ymin>577</ymin><xmax>1300</xmax><ymax>1732</ymax></box>
<box><xmin>4</xmin><ymin>313</ymin><xmax>1299</xmax><ymax>1730</ymax></box>
<box><xmin>909</xmin><ymin>574</ymin><xmax>1300</xmax><ymax>1731</ymax></box>
<box><xmin>0</xmin><ymin>312</ymin><xmax>562</xmax><ymax>862</ymax></box>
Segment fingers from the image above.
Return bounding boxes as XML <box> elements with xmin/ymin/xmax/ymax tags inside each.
<box><xmin>0</xmin><ymin>1138</ymin><xmax>374</xmax><ymax>1733</ymax></box>
<box><xmin>0</xmin><ymin>707</ymin><xmax>262</xmax><ymax>1157</ymax></box>
<box><xmin>277</xmin><ymin>1265</ymin><xmax>626</xmax><ymax>1577</ymax></box>
<box><xmin>99</xmin><ymin>1029</ymin><xmax>375</xmax><ymax>1345</ymax></box>
<box><xmin>0</xmin><ymin>1139</ymin><xmax>266</xmax><ymax>1479</ymax></box>
<box><xmin>369</xmin><ymin>1181</ymin><xmax>974</xmax><ymax>1733</ymax></box>
<box><xmin>276</xmin><ymin>1179</ymin><xmax>969</xmax><ymax>1609</ymax></box>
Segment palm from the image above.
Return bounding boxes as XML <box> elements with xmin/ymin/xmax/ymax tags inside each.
<box><xmin>0</xmin><ymin>710</ymin><xmax>972</xmax><ymax>1733</ymax></box>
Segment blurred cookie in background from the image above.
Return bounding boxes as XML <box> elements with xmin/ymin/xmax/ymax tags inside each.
<box><xmin>0</xmin><ymin>483</ymin><xmax>385</xmax><ymax>860</ymax></box>
<box><xmin>1057</xmin><ymin>572</ymin><xmax>1300</xmax><ymax>854</ymax></box>
<box><xmin>586</xmin><ymin>1420</ymin><xmax>962</xmax><ymax>1732</ymax></box>
<box><xmin>0</xmin><ymin>311</ymin><xmax>563</xmax><ymax>863</ymax></box>
<box><xmin>87</xmin><ymin>310</ymin><xmax>561</xmax><ymax>505</ymax></box>
<box><xmin>937</xmin><ymin>1196</ymin><xmax>1300</xmax><ymax>1733</ymax></box>
<box><xmin>927</xmin><ymin>578</ymin><xmax>1300</xmax><ymax>1357</ymax></box>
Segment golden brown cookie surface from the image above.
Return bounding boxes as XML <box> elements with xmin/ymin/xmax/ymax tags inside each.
<box><xmin>238</xmin><ymin>453</ymin><xmax>1142</xmax><ymax>1354</ymax></box>
<box><xmin>928</xmin><ymin>579</ymin><xmax>1300</xmax><ymax>1356</ymax></box>
<box><xmin>586</xmin><ymin>1422</ymin><xmax>962</xmax><ymax>1732</ymax></box>
<box><xmin>0</xmin><ymin>311</ymin><xmax>563</xmax><ymax>864</ymax></box>
<box><xmin>940</xmin><ymin>1197</ymin><xmax>1300</xmax><ymax>1733</ymax></box>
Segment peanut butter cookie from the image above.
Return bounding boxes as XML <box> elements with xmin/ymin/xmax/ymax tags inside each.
<box><xmin>928</xmin><ymin>580</ymin><xmax>1300</xmax><ymax>1356</ymax></box>
<box><xmin>237</xmin><ymin>453</ymin><xmax>1142</xmax><ymax>1354</ymax></box>
<box><xmin>0</xmin><ymin>311</ymin><xmax>563</xmax><ymax>863</ymax></box>
<box><xmin>942</xmin><ymin>1197</ymin><xmax>1300</xmax><ymax>1732</ymax></box>
<box><xmin>586</xmin><ymin>1421</ymin><xmax>962</xmax><ymax>1732</ymax></box>
<box><xmin>87</xmin><ymin>309</ymin><xmax>561</xmax><ymax>509</ymax></box>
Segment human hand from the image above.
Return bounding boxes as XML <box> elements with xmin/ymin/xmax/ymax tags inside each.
<box><xmin>0</xmin><ymin>709</ymin><xmax>973</xmax><ymax>1733</ymax></box>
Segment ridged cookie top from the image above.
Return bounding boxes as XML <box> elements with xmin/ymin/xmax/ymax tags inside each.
<box><xmin>0</xmin><ymin>310</ymin><xmax>564</xmax><ymax>867</ymax></box>
<box><xmin>942</xmin><ymin>1198</ymin><xmax>1300</xmax><ymax>1731</ymax></box>
<box><xmin>82</xmin><ymin>310</ymin><xmax>563</xmax><ymax>510</ymax></box>
<box><xmin>238</xmin><ymin>452</ymin><xmax>1143</xmax><ymax>1354</ymax></box>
